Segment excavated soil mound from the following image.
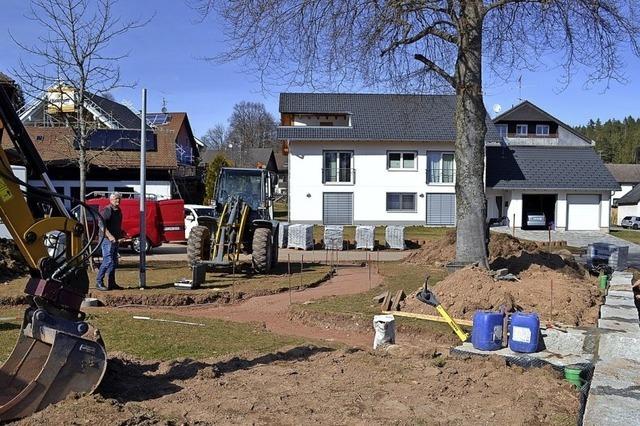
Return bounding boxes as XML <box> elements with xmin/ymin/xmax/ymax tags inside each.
<box><xmin>405</xmin><ymin>230</ymin><xmax>541</xmax><ymax>265</ymax></box>
<box><xmin>0</xmin><ymin>238</ymin><xmax>28</xmax><ymax>282</ymax></box>
<box><xmin>402</xmin><ymin>264</ymin><xmax>601</xmax><ymax>326</ymax></box>
<box><xmin>15</xmin><ymin>346</ymin><xmax>579</xmax><ymax>425</ymax></box>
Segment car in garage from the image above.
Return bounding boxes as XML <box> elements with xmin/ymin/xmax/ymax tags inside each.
<box><xmin>621</xmin><ymin>216</ymin><xmax>640</xmax><ymax>229</ymax></box>
<box><xmin>526</xmin><ymin>212</ymin><xmax>547</xmax><ymax>228</ymax></box>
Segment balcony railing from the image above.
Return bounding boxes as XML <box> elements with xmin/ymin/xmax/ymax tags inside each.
<box><xmin>426</xmin><ymin>168</ymin><xmax>455</xmax><ymax>184</ymax></box>
<box><xmin>322</xmin><ymin>168</ymin><xmax>355</xmax><ymax>184</ymax></box>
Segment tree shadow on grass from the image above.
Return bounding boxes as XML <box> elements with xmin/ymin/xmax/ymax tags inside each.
<box><xmin>99</xmin><ymin>345</ymin><xmax>334</xmax><ymax>402</ymax></box>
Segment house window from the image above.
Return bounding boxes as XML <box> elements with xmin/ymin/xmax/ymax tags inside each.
<box><xmin>387</xmin><ymin>151</ymin><xmax>417</xmax><ymax>170</ymax></box>
<box><xmin>323</xmin><ymin>151</ymin><xmax>353</xmax><ymax>183</ymax></box>
<box><xmin>319</xmin><ymin>122</ymin><xmax>333</xmax><ymax>126</ymax></box>
<box><xmin>516</xmin><ymin>124</ymin><xmax>528</xmax><ymax>135</ymax></box>
<box><xmin>386</xmin><ymin>193</ymin><xmax>416</xmax><ymax>212</ymax></box>
<box><xmin>536</xmin><ymin>124</ymin><xmax>550</xmax><ymax>135</ymax></box>
<box><xmin>496</xmin><ymin>124</ymin><xmax>508</xmax><ymax>137</ymax></box>
<box><xmin>427</xmin><ymin>152</ymin><xmax>455</xmax><ymax>184</ymax></box>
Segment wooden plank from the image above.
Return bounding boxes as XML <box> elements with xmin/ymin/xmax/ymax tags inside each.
<box><xmin>382</xmin><ymin>310</ymin><xmax>473</xmax><ymax>327</ymax></box>
<box><xmin>389</xmin><ymin>289</ymin><xmax>405</xmax><ymax>311</ymax></box>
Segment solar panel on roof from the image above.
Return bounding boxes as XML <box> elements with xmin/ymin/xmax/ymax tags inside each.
<box><xmin>145</xmin><ymin>113</ymin><xmax>171</xmax><ymax>126</ymax></box>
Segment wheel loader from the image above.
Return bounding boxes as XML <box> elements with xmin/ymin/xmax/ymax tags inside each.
<box><xmin>187</xmin><ymin>167</ymin><xmax>280</xmax><ymax>274</ymax></box>
<box><xmin>0</xmin><ymin>87</ymin><xmax>107</xmax><ymax>421</ymax></box>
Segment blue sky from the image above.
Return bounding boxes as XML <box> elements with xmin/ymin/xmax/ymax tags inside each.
<box><xmin>1</xmin><ymin>0</ymin><xmax>639</xmax><ymax>138</ymax></box>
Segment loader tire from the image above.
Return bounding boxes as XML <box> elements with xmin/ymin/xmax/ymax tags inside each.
<box><xmin>252</xmin><ymin>227</ymin><xmax>273</xmax><ymax>274</ymax></box>
<box><xmin>187</xmin><ymin>225</ymin><xmax>211</xmax><ymax>265</ymax></box>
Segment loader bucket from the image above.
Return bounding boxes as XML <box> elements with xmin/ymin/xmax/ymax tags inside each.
<box><xmin>0</xmin><ymin>308</ymin><xmax>107</xmax><ymax>421</ymax></box>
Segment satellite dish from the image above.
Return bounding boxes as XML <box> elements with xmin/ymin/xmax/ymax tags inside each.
<box><xmin>493</xmin><ymin>104</ymin><xmax>502</xmax><ymax>114</ymax></box>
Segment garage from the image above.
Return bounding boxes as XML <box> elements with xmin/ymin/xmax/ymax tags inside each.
<box><xmin>567</xmin><ymin>194</ymin><xmax>601</xmax><ymax>230</ymax></box>
<box><xmin>522</xmin><ymin>194</ymin><xmax>556</xmax><ymax>229</ymax></box>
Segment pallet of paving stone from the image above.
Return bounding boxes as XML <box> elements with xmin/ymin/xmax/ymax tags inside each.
<box><xmin>356</xmin><ymin>226</ymin><xmax>375</xmax><ymax>250</ymax></box>
<box><xmin>324</xmin><ymin>225</ymin><xmax>344</xmax><ymax>250</ymax></box>
<box><xmin>278</xmin><ymin>222</ymin><xmax>289</xmax><ymax>248</ymax></box>
<box><xmin>587</xmin><ymin>243</ymin><xmax>628</xmax><ymax>271</ymax></box>
<box><xmin>287</xmin><ymin>224</ymin><xmax>314</xmax><ymax>250</ymax></box>
<box><xmin>385</xmin><ymin>225</ymin><xmax>406</xmax><ymax>250</ymax></box>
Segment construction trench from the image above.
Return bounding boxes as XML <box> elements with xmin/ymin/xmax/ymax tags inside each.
<box><xmin>1</xmin><ymin>234</ymin><xmax>639</xmax><ymax>425</ymax></box>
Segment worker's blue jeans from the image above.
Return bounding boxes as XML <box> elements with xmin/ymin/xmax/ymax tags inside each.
<box><xmin>97</xmin><ymin>239</ymin><xmax>119</xmax><ymax>288</ymax></box>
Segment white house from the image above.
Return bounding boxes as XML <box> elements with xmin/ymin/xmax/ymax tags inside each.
<box><xmin>605</xmin><ymin>164</ymin><xmax>640</xmax><ymax>205</ymax></box>
<box><xmin>486</xmin><ymin>101</ymin><xmax>619</xmax><ymax>231</ymax></box>
<box><xmin>278</xmin><ymin>94</ymin><xmax>619</xmax><ymax>231</ymax></box>
<box><xmin>604</xmin><ymin>164</ymin><xmax>640</xmax><ymax>227</ymax></box>
<box><xmin>614</xmin><ymin>184</ymin><xmax>640</xmax><ymax>224</ymax></box>
<box><xmin>278</xmin><ymin>93</ymin><xmax>500</xmax><ymax>225</ymax></box>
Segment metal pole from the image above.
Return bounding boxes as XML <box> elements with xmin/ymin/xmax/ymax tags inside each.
<box><xmin>288</xmin><ymin>254</ymin><xmax>292</xmax><ymax>305</ymax></box>
<box><xmin>300</xmin><ymin>254</ymin><xmax>304</xmax><ymax>287</ymax></box>
<box><xmin>139</xmin><ymin>88</ymin><xmax>147</xmax><ymax>290</ymax></box>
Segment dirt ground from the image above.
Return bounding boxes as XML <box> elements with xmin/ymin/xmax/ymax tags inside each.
<box><xmin>0</xmin><ymin>239</ymin><xmax>28</xmax><ymax>283</ymax></box>
<box><xmin>402</xmin><ymin>231</ymin><xmax>601</xmax><ymax>326</ymax></box>
<box><xmin>404</xmin><ymin>230</ymin><xmax>541</xmax><ymax>266</ymax></box>
<box><xmin>128</xmin><ymin>265</ymin><xmax>381</xmax><ymax>347</ymax></box>
<box><xmin>402</xmin><ymin>263</ymin><xmax>601</xmax><ymax>326</ymax></box>
<box><xmin>14</xmin><ymin>344</ymin><xmax>579</xmax><ymax>426</ymax></box>
<box><xmin>3</xmin><ymin>235</ymin><xmax>587</xmax><ymax>425</ymax></box>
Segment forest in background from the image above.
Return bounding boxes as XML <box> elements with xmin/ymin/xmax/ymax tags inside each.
<box><xmin>576</xmin><ymin>117</ymin><xmax>640</xmax><ymax>164</ymax></box>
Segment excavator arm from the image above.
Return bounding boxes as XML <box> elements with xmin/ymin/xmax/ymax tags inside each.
<box><xmin>0</xmin><ymin>87</ymin><xmax>106</xmax><ymax>421</ymax></box>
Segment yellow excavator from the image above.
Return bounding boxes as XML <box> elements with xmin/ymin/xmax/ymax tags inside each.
<box><xmin>0</xmin><ymin>86</ymin><xmax>107</xmax><ymax>421</ymax></box>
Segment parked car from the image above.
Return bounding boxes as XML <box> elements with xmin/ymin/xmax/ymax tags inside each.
<box><xmin>526</xmin><ymin>212</ymin><xmax>546</xmax><ymax>228</ymax></box>
<box><xmin>621</xmin><ymin>216</ymin><xmax>640</xmax><ymax>229</ymax></box>
<box><xmin>76</xmin><ymin>193</ymin><xmax>185</xmax><ymax>253</ymax></box>
<box><xmin>184</xmin><ymin>204</ymin><xmax>217</xmax><ymax>239</ymax></box>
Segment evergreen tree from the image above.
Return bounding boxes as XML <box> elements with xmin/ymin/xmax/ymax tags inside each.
<box><xmin>204</xmin><ymin>154</ymin><xmax>230</xmax><ymax>205</ymax></box>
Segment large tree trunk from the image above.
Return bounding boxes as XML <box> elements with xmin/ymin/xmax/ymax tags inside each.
<box><xmin>453</xmin><ymin>2</ymin><xmax>489</xmax><ymax>268</ymax></box>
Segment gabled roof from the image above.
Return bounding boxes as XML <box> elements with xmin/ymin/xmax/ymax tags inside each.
<box><xmin>19</xmin><ymin>88</ymin><xmax>141</xmax><ymax>130</ymax></box>
<box><xmin>616</xmin><ymin>183</ymin><xmax>640</xmax><ymax>205</ymax></box>
<box><xmin>86</xmin><ymin>93</ymin><xmax>141</xmax><ymax>129</ymax></box>
<box><xmin>1</xmin><ymin>112</ymin><xmax>197</xmax><ymax>170</ymax></box>
<box><xmin>278</xmin><ymin>93</ymin><xmax>502</xmax><ymax>144</ymax></box>
<box><xmin>605</xmin><ymin>164</ymin><xmax>640</xmax><ymax>184</ymax></box>
<box><xmin>486</xmin><ymin>145</ymin><xmax>620</xmax><ymax>191</ymax></box>
<box><xmin>493</xmin><ymin>100</ymin><xmax>592</xmax><ymax>144</ymax></box>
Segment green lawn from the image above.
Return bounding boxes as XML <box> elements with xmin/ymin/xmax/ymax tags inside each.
<box><xmin>291</xmin><ymin>262</ymin><xmax>457</xmax><ymax>339</ymax></box>
<box><xmin>0</xmin><ymin>307</ymin><xmax>304</xmax><ymax>363</ymax></box>
<box><xmin>0</xmin><ymin>260</ymin><xmax>331</xmax><ymax>302</ymax></box>
<box><xmin>610</xmin><ymin>229</ymin><xmax>640</xmax><ymax>245</ymax></box>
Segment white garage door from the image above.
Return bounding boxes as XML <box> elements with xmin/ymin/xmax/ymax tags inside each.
<box><xmin>567</xmin><ymin>194</ymin><xmax>600</xmax><ymax>230</ymax></box>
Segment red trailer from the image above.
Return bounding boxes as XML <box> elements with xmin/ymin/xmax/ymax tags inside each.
<box><xmin>84</xmin><ymin>194</ymin><xmax>185</xmax><ymax>253</ymax></box>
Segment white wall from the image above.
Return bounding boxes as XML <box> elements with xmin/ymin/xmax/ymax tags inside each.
<box><xmin>293</xmin><ymin>114</ymin><xmax>350</xmax><ymax>127</ymax></box>
<box><xmin>288</xmin><ymin>140</ymin><xmax>455</xmax><ymax>225</ymax></box>
<box><xmin>612</xmin><ymin>184</ymin><xmax>634</xmax><ymax>204</ymax></box>
<box><xmin>489</xmin><ymin>190</ymin><xmax>611</xmax><ymax>231</ymax></box>
<box><xmin>28</xmin><ymin>179</ymin><xmax>172</xmax><ymax>207</ymax></box>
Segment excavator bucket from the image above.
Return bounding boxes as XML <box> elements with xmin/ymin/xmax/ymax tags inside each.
<box><xmin>0</xmin><ymin>308</ymin><xmax>107</xmax><ymax>421</ymax></box>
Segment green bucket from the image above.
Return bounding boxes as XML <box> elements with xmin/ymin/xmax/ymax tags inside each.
<box><xmin>598</xmin><ymin>274</ymin><xmax>608</xmax><ymax>290</ymax></box>
<box><xmin>564</xmin><ymin>367</ymin><xmax>583</xmax><ymax>388</ymax></box>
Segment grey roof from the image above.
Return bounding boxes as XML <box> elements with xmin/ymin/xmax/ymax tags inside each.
<box><xmin>616</xmin><ymin>183</ymin><xmax>640</xmax><ymax>205</ymax></box>
<box><xmin>486</xmin><ymin>145</ymin><xmax>620</xmax><ymax>191</ymax></box>
<box><xmin>493</xmin><ymin>100</ymin><xmax>592</xmax><ymax>145</ymax></box>
<box><xmin>278</xmin><ymin>93</ymin><xmax>502</xmax><ymax>144</ymax></box>
<box><xmin>87</xmin><ymin>93</ymin><xmax>141</xmax><ymax>129</ymax></box>
<box><xmin>605</xmin><ymin>164</ymin><xmax>640</xmax><ymax>184</ymax></box>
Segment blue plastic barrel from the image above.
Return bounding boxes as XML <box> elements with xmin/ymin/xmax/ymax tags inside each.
<box><xmin>471</xmin><ymin>310</ymin><xmax>504</xmax><ymax>351</ymax></box>
<box><xmin>509</xmin><ymin>312</ymin><xmax>540</xmax><ymax>353</ymax></box>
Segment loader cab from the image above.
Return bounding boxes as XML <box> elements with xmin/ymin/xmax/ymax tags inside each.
<box><xmin>214</xmin><ymin>168</ymin><xmax>276</xmax><ymax>220</ymax></box>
